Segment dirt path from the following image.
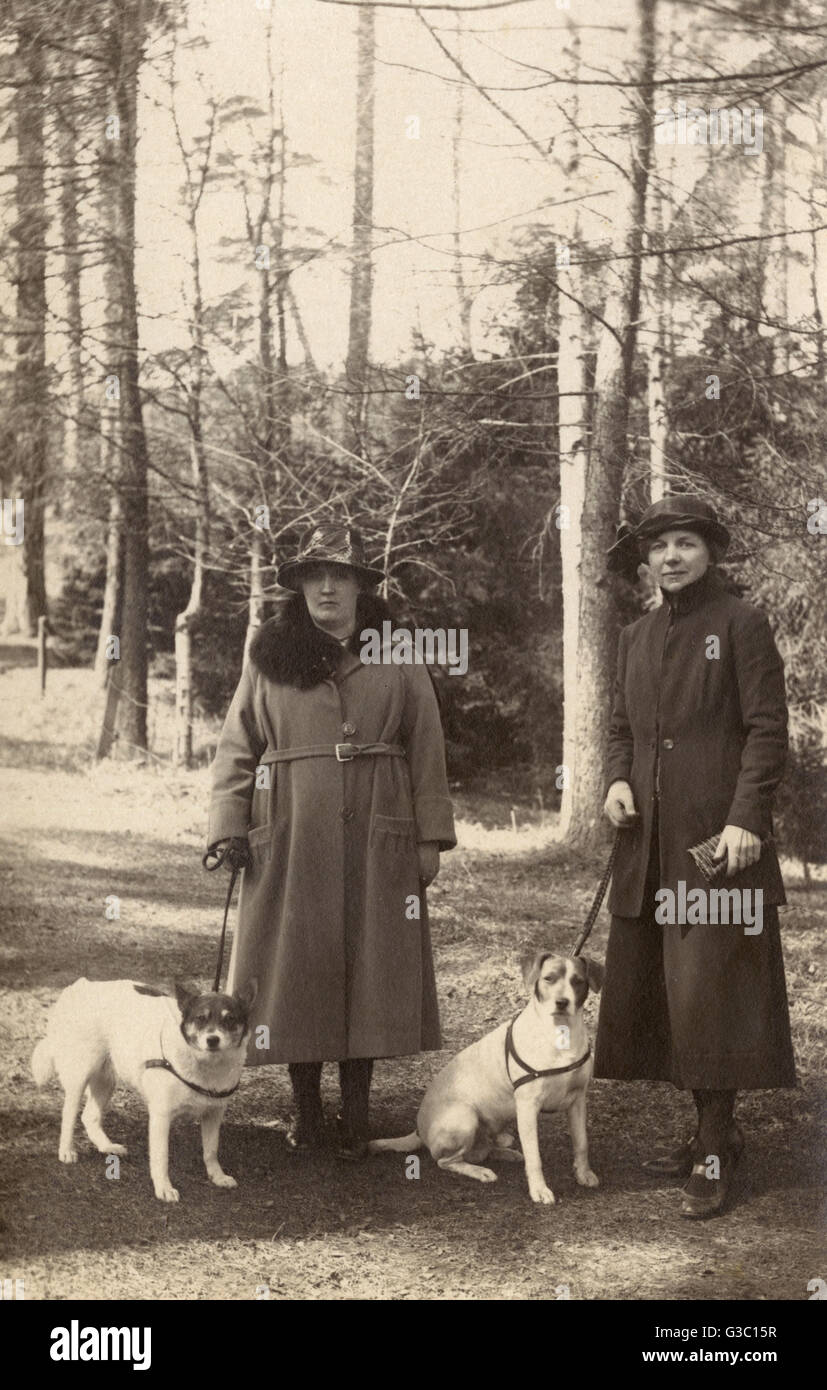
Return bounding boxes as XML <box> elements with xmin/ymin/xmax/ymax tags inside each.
<box><xmin>1</xmin><ymin>714</ymin><xmax>824</xmax><ymax>1301</ymax></box>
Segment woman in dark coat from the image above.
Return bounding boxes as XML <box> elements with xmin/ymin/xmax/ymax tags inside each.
<box><xmin>594</xmin><ymin>495</ymin><xmax>796</xmax><ymax>1217</ymax></box>
<box><xmin>207</xmin><ymin>524</ymin><xmax>456</xmax><ymax>1159</ymax></box>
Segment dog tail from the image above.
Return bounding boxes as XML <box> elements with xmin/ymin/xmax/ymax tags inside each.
<box><xmin>367</xmin><ymin>1130</ymin><xmax>422</xmax><ymax>1154</ymax></box>
<box><xmin>31</xmin><ymin>1036</ymin><xmax>54</xmax><ymax>1087</ymax></box>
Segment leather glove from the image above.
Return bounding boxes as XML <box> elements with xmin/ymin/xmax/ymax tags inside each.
<box><xmin>208</xmin><ymin>836</ymin><xmax>253</xmax><ymax>872</ymax></box>
<box><xmin>417</xmin><ymin>841</ymin><xmax>440</xmax><ymax>887</ymax></box>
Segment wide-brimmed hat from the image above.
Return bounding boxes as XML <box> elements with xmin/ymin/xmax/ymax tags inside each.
<box><xmin>276</xmin><ymin>523</ymin><xmax>386</xmax><ymax>591</ymax></box>
<box><xmin>606</xmin><ymin>495</ymin><xmax>730</xmax><ymax>573</ymax></box>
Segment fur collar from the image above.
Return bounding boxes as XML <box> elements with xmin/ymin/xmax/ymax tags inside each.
<box><xmin>249</xmin><ymin>591</ymin><xmax>396</xmax><ymax>688</ymax></box>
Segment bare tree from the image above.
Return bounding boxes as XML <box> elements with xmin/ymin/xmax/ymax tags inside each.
<box><xmin>97</xmin><ymin>0</ymin><xmax>153</xmax><ymax>758</ymax></box>
<box><xmin>2</xmin><ymin>15</ymin><xmax>48</xmax><ymax>638</ymax></box>
<box><xmin>168</xmin><ymin>46</ymin><xmax>216</xmax><ymax>767</ymax></box>
<box><xmin>554</xmin><ymin>20</ymin><xmax>591</xmax><ymax>838</ymax></box>
<box><xmin>566</xmin><ymin>0</ymin><xmax>657</xmax><ymax>851</ymax></box>
<box><xmin>345</xmin><ymin>4</ymin><xmax>376</xmax><ymax>446</ymax></box>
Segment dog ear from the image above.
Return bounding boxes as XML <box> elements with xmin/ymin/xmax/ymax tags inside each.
<box><xmin>581</xmin><ymin>957</ymin><xmax>605</xmax><ymax>994</ymax></box>
<box><xmin>174</xmin><ymin>980</ymin><xmax>197</xmax><ymax>1012</ymax></box>
<box><xmin>521</xmin><ymin>950</ymin><xmax>552</xmax><ymax>992</ymax></box>
<box><xmin>236</xmin><ymin>977</ymin><xmax>258</xmax><ymax>1009</ymax></box>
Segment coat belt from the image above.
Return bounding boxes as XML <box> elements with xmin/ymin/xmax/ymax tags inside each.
<box><xmin>259</xmin><ymin>742</ymin><xmax>405</xmax><ymax>765</ymax></box>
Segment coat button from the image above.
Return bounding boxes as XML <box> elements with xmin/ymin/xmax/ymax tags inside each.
<box><xmin>662</xmin><ymin>738</ymin><xmax>674</xmax><ymax>750</ymax></box>
<box><xmin>342</xmin><ymin>722</ymin><xmax>356</xmax><ymax>736</ymax></box>
<box><xmin>341</xmin><ymin>808</ymin><xmax>354</xmax><ymax>821</ymax></box>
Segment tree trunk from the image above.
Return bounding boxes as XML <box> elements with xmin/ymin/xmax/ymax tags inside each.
<box><xmin>451</xmin><ymin>19</ymin><xmax>472</xmax><ymax>356</ymax></box>
<box><xmin>646</xmin><ymin>135</ymin><xmax>669</xmax><ymax>503</ymax></box>
<box><xmin>345</xmin><ymin>4</ymin><xmax>376</xmax><ymax>446</ymax></box>
<box><xmin>756</xmin><ymin>0</ymin><xmax>788</xmax><ymax>376</ymax></box>
<box><xmin>95</xmin><ymin>487</ymin><xmax>124</xmax><ymax>683</ymax></box>
<box><xmin>286</xmin><ymin>281</ymin><xmax>316</xmax><ymax>371</ymax></box>
<box><xmin>171</xmin><ymin>65</ymin><xmax>213</xmax><ymax>767</ymax></box>
<box><xmin>174</xmin><ymin>432</ymin><xmax>208</xmax><ymax>766</ymax></box>
<box><xmin>102</xmin><ymin>0</ymin><xmax>151</xmax><ymax>758</ymax></box>
<box><xmin>56</xmin><ymin>65</ymin><xmax>85</xmax><ymax>485</ymax></box>
<box><xmin>565</xmin><ymin>0</ymin><xmax>657</xmax><ymax>851</ymax></box>
<box><xmin>3</xmin><ymin>20</ymin><xmax>49</xmax><ymax>638</ymax></box>
<box><xmin>554</xmin><ymin>22</ymin><xmax>590</xmax><ymax>836</ymax></box>
<box><xmin>244</xmin><ymin>37</ymin><xmax>288</xmax><ymax>658</ymax></box>
<box><xmin>174</xmin><ymin>298</ymin><xmax>210</xmax><ymax>766</ymax></box>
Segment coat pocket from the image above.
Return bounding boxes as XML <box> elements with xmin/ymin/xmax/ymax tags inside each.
<box><xmin>248</xmin><ymin>823</ymin><xmax>273</xmax><ymax>864</ymax></box>
<box><xmin>370</xmin><ymin>813</ymin><xmax>417</xmax><ymax>854</ymax></box>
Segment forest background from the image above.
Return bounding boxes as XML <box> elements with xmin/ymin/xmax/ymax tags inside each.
<box><xmin>0</xmin><ymin>0</ymin><xmax>825</xmax><ymax>864</ymax></box>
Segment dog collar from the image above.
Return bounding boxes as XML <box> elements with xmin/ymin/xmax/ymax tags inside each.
<box><xmin>143</xmin><ymin>1057</ymin><xmax>240</xmax><ymax>1100</ymax></box>
<box><xmin>505</xmin><ymin>1016</ymin><xmax>591</xmax><ymax>1091</ymax></box>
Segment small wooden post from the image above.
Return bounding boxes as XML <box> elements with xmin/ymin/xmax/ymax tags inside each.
<box><xmin>37</xmin><ymin>615</ymin><xmax>47</xmax><ymax>697</ymax></box>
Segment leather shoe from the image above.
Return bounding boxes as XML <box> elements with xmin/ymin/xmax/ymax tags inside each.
<box><xmin>335</xmin><ymin>1137</ymin><xmax>369</xmax><ymax>1163</ymax></box>
<box><xmin>334</xmin><ymin>1111</ymin><xmax>369</xmax><ymax>1162</ymax></box>
<box><xmin>641</xmin><ymin>1134</ymin><xmax>698</xmax><ymax>1179</ymax></box>
<box><xmin>284</xmin><ymin>1114</ymin><xmax>326</xmax><ymax>1153</ymax></box>
<box><xmin>679</xmin><ymin>1126</ymin><xmax>744</xmax><ymax>1219</ymax></box>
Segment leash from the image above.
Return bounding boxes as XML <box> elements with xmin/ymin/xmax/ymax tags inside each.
<box><xmin>569</xmin><ymin>829</ymin><xmax>621</xmax><ymax>958</ymax></box>
<box><xmin>202</xmin><ymin>842</ymin><xmax>242</xmax><ymax>992</ymax></box>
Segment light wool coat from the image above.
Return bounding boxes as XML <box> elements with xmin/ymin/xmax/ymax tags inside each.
<box><xmin>207</xmin><ymin>597</ymin><xmax>456</xmax><ymax>1064</ymax></box>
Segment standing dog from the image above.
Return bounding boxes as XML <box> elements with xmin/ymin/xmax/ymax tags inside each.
<box><xmin>369</xmin><ymin>953</ymin><xmax>603</xmax><ymax>1204</ymax></box>
<box><xmin>32</xmin><ymin>977</ymin><xmax>256</xmax><ymax>1202</ymax></box>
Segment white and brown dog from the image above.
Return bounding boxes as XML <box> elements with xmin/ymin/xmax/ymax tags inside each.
<box><xmin>32</xmin><ymin>977</ymin><xmax>256</xmax><ymax>1202</ymax></box>
<box><xmin>370</xmin><ymin>953</ymin><xmax>603</xmax><ymax>1204</ymax></box>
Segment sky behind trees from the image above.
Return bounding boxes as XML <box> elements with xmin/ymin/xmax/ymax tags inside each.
<box><xmin>72</xmin><ymin>0</ymin><xmax>819</xmax><ymax>370</ymax></box>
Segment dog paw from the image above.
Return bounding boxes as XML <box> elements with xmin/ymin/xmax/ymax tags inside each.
<box><xmin>59</xmin><ymin>1146</ymin><xmax>78</xmax><ymax>1164</ymax></box>
<box><xmin>154</xmin><ymin>1182</ymin><xmax>180</xmax><ymax>1203</ymax></box>
<box><xmin>576</xmin><ymin>1167</ymin><xmax>599</xmax><ymax>1188</ymax></box>
<box><xmin>476</xmin><ymin>1167</ymin><xmax>498</xmax><ymax>1183</ymax></box>
<box><xmin>209</xmin><ymin>1172</ymin><xmax>237</xmax><ymax>1189</ymax></box>
<box><xmin>106</xmin><ymin>1144</ymin><xmax>128</xmax><ymax>1158</ymax></box>
<box><xmin>529</xmin><ymin>1183</ymin><xmax>556</xmax><ymax>1205</ymax></box>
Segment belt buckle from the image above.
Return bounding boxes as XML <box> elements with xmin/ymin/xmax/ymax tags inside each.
<box><xmin>335</xmin><ymin>743</ymin><xmax>357</xmax><ymax>761</ymax></box>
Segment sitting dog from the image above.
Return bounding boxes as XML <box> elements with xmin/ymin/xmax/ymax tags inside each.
<box><xmin>31</xmin><ymin>977</ymin><xmax>256</xmax><ymax>1202</ymax></box>
<box><xmin>369</xmin><ymin>953</ymin><xmax>603</xmax><ymax>1204</ymax></box>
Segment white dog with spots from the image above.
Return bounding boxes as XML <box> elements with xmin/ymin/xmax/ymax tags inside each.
<box><xmin>32</xmin><ymin>977</ymin><xmax>256</xmax><ymax>1202</ymax></box>
<box><xmin>370</xmin><ymin>953</ymin><xmax>603</xmax><ymax>1204</ymax></box>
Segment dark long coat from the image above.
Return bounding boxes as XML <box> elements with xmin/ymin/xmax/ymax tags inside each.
<box><xmin>207</xmin><ymin>595</ymin><xmax>456</xmax><ymax>1065</ymax></box>
<box><xmin>594</xmin><ymin>567</ymin><xmax>796</xmax><ymax>1089</ymax></box>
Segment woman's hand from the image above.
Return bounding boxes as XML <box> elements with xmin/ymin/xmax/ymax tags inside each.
<box><xmin>417</xmin><ymin>841</ymin><xmax>440</xmax><ymax>887</ymax></box>
<box><xmin>207</xmin><ymin>837</ymin><xmax>253</xmax><ymax>871</ymax></box>
<box><xmin>604</xmin><ymin>780</ymin><xmax>640</xmax><ymax>828</ymax></box>
<box><xmin>713</xmin><ymin>825</ymin><xmax>762</xmax><ymax>878</ymax></box>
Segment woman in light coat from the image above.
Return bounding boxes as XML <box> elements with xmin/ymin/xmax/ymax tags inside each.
<box><xmin>207</xmin><ymin>525</ymin><xmax>456</xmax><ymax>1159</ymax></box>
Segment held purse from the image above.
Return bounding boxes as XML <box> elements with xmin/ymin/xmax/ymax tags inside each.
<box><xmin>687</xmin><ymin>831</ymin><xmax>772</xmax><ymax>884</ymax></box>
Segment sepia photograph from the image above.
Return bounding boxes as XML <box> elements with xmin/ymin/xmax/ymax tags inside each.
<box><xmin>0</xmin><ymin>0</ymin><xmax>825</xmax><ymax>1333</ymax></box>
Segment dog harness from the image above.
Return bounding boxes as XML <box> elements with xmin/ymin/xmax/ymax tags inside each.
<box><xmin>505</xmin><ymin>1017</ymin><xmax>591</xmax><ymax>1091</ymax></box>
<box><xmin>143</xmin><ymin>1057</ymin><xmax>240</xmax><ymax>1100</ymax></box>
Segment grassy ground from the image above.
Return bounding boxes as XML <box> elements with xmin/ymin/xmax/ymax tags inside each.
<box><xmin>0</xmin><ymin>667</ymin><xmax>824</xmax><ymax>1301</ymax></box>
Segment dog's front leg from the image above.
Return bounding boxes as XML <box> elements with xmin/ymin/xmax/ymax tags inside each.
<box><xmin>568</xmin><ymin>1088</ymin><xmax>599</xmax><ymax>1188</ymax></box>
<box><xmin>201</xmin><ymin>1106</ymin><xmax>237</xmax><ymax>1189</ymax></box>
<box><xmin>148</xmin><ymin>1108</ymin><xmax>178</xmax><ymax>1202</ymax></box>
<box><xmin>515</xmin><ymin>1091</ymin><xmax>554</xmax><ymax>1204</ymax></box>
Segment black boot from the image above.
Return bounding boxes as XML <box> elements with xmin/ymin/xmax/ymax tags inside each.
<box><xmin>336</xmin><ymin>1058</ymin><xmax>374</xmax><ymax>1161</ymax></box>
<box><xmin>680</xmin><ymin>1090</ymin><xmax>742</xmax><ymax>1218</ymax></box>
<box><xmin>286</xmin><ymin>1062</ymin><xmax>325</xmax><ymax>1152</ymax></box>
<box><xmin>641</xmin><ymin>1133</ymin><xmax>700</xmax><ymax>1179</ymax></box>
